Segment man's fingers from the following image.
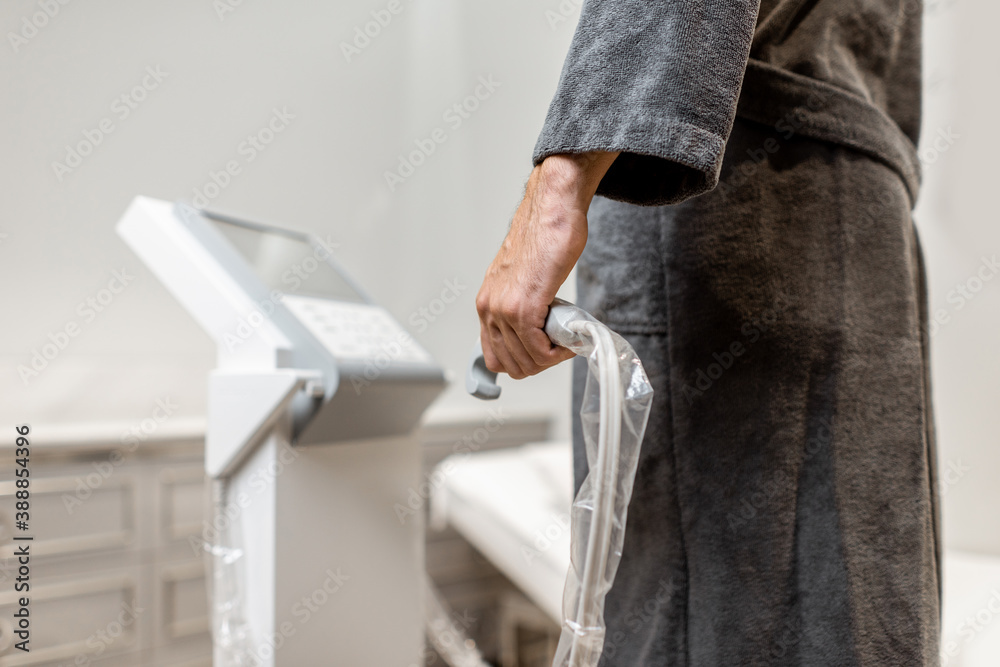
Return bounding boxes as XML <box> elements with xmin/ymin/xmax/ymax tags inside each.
<box><xmin>498</xmin><ymin>322</ymin><xmax>543</xmax><ymax>378</ymax></box>
<box><xmin>548</xmin><ymin>344</ymin><xmax>577</xmax><ymax>365</ymax></box>
<box><xmin>479</xmin><ymin>325</ymin><xmax>503</xmax><ymax>375</ymax></box>
<box><xmin>481</xmin><ymin>324</ymin><xmax>518</xmax><ymax>378</ymax></box>
<box><xmin>481</xmin><ymin>317</ymin><xmax>576</xmax><ymax>379</ymax></box>
<box><xmin>487</xmin><ymin>325</ymin><xmax>528</xmax><ymax>379</ymax></box>
<box><xmin>517</xmin><ymin>326</ymin><xmax>574</xmax><ymax>368</ymax></box>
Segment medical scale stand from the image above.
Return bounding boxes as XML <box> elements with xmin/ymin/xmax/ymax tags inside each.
<box><xmin>117</xmin><ymin>196</ymin><xmax>445</xmax><ymax>667</ymax></box>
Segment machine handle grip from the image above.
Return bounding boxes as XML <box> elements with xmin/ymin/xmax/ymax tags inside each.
<box><xmin>466</xmin><ymin>338</ymin><xmax>502</xmax><ymax>400</ymax></box>
<box><xmin>465</xmin><ymin>298</ymin><xmax>587</xmax><ymax>400</ymax></box>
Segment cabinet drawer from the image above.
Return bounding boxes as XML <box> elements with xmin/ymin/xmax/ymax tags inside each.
<box><xmin>0</xmin><ymin>572</ymin><xmax>141</xmax><ymax>666</ymax></box>
<box><xmin>0</xmin><ymin>476</ymin><xmax>135</xmax><ymax>561</ymax></box>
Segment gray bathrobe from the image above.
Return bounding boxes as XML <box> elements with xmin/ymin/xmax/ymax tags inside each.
<box><xmin>534</xmin><ymin>1</ymin><xmax>939</xmax><ymax>665</ymax></box>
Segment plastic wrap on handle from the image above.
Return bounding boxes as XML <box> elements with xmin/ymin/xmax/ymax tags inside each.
<box><xmin>546</xmin><ymin>300</ymin><xmax>653</xmax><ymax>667</ymax></box>
<box><xmin>465</xmin><ymin>298</ymin><xmax>653</xmax><ymax>666</ymax></box>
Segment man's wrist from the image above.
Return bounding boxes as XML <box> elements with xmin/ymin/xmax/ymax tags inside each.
<box><xmin>537</xmin><ymin>151</ymin><xmax>619</xmax><ymax>211</ymax></box>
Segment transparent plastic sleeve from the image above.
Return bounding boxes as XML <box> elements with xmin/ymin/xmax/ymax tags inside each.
<box><xmin>204</xmin><ymin>478</ymin><xmax>256</xmax><ymax>667</ymax></box>
<box><xmin>545</xmin><ymin>302</ymin><xmax>654</xmax><ymax>667</ymax></box>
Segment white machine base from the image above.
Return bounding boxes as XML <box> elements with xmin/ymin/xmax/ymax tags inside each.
<box><xmin>223</xmin><ymin>428</ymin><xmax>424</xmax><ymax>666</ymax></box>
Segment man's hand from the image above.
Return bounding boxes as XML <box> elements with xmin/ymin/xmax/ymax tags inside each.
<box><xmin>476</xmin><ymin>151</ymin><xmax>619</xmax><ymax>379</ymax></box>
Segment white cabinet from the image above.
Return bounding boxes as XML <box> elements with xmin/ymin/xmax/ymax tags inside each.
<box><xmin>0</xmin><ymin>429</ymin><xmax>210</xmax><ymax>667</ymax></box>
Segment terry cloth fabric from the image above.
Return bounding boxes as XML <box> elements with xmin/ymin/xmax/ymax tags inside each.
<box><xmin>571</xmin><ymin>118</ymin><xmax>940</xmax><ymax>666</ymax></box>
<box><xmin>533</xmin><ymin>0</ymin><xmax>923</xmax><ymax>207</ymax></box>
<box><xmin>534</xmin><ymin>1</ymin><xmax>940</xmax><ymax>665</ymax></box>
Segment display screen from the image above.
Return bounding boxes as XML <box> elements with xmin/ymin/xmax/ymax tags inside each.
<box><xmin>209</xmin><ymin>217</ymin><xmax>366</xmax><ymax>303</ymax></box>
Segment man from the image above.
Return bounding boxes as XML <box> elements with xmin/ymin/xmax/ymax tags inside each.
<box><xmin>476</xmin><ymin>0</ymin><xmax>939</xmax><ymax>665</ymax></box>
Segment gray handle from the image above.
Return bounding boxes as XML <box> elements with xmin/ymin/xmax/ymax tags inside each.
<box><xmin>465</xmin><ymin>338</ymin><xmax>502</xmax><ymax>399</ymax></box>
<box><xmin>466</xmin><ymin>298</ymin><xmax>592</xmax><ymax>400</ymax></box>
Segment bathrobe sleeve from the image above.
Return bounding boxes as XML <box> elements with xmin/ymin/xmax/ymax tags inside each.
<box><xmin>533</xmin><ymin>0</ymin><xmax>761</xmax><ymax>205</ymax></box>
